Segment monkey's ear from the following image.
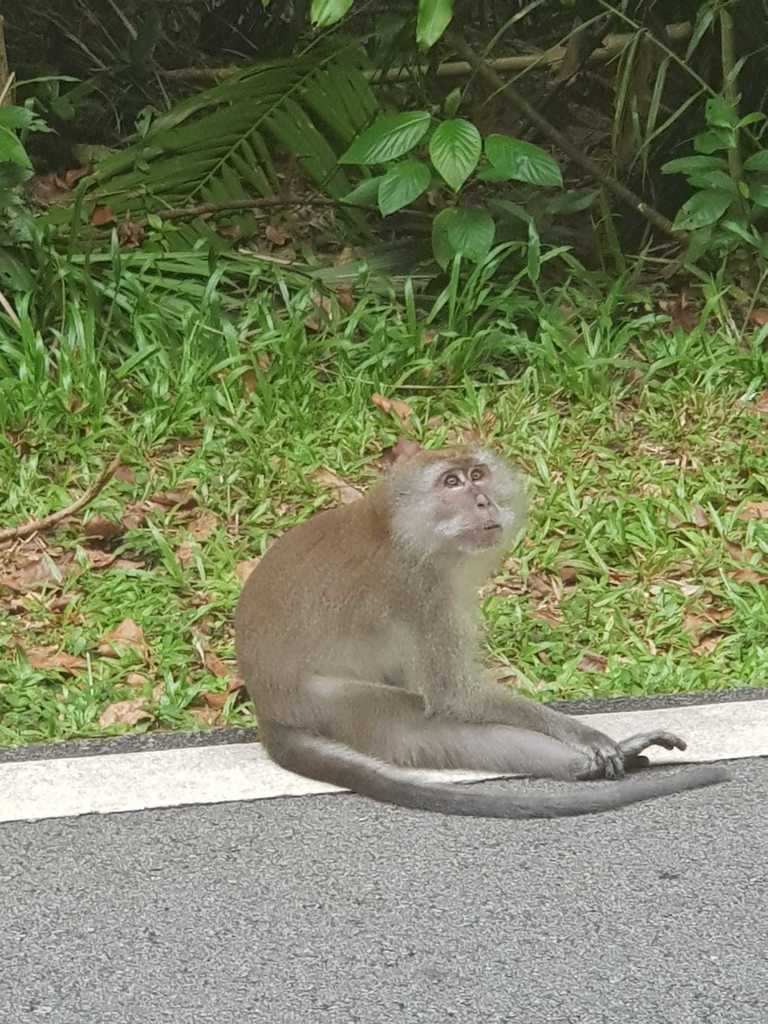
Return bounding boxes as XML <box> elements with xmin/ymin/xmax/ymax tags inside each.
<box><xmin>378</xmin><ymin>438</ymin><xmax>423</xmax><ymax>469</ymax></box>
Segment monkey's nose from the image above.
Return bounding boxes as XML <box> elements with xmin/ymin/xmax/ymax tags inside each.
<box><xmin>475</xmin><ymin>492</ymin><xmax>490</xmax><ymax>508</ymax></box>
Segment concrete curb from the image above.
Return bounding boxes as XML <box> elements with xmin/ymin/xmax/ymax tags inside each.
<box><xmin>1</xmin><ymin>694</ymin><xmax>766</xmax><ymax>824</ymax></box>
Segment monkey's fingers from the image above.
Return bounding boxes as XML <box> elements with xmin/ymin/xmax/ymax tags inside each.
<box><xmin>624</xmin><ymin>754</ymin><xmax>650</xmax><ymax>771</ymax></box>
<box><xmin>618</xmin><ymin>731</ymin><xmax>688</xmax><ymax>760</ymax></box>
<box><xmin>593</xmin><ymin>745</ymin><xmax>625</xmax><ymax>780</ymax></box>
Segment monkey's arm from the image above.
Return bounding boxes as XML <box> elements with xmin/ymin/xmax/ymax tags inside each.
<box><xmin>419</xmin><ymin>663</ymin><xmax>684</xmax><ymax>780</ymax></box>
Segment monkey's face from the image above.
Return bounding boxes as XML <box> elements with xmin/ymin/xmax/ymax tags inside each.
<box><xmin>431</xmin><ymin>461</ymin><xmax>508</xmax><ymax>551</ymax></box>
<box><xmin>390</xmin><ymin>449</ymin><xmax>526</xmax><ymax>559</ymax></box>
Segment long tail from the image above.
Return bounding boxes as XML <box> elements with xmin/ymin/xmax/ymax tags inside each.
<box><xmin>262</xmin><ymin>721</ymin><xmax>729</xmax><ymax>819</ymax></box>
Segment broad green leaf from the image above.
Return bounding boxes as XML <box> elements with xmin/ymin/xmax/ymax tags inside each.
<box><xmin>694</xmin><ymin>128</ymin><xmax>733</xmax><ymax>154</ymax></box>
<box><xmin>686</xmin><ymin>170</ymin><xmax>736</xmax><ymax>192</ymax></box>
<box><xmin>488</xmin><ymin>198</ymin><xmax>531</xmax><ymax>224</ymax></box>
<box><xmin>429</xmin><ymin>119</ymin><xmax>481</xmax><ymax>191</ymax></box>
<box><xmin>341</xmin><ymin>176</ymin><xmax>383</xmax><ymax>206</ymax></box>
<box><xmin>0</xmin><ymin>106</ymin><xmax>36</xmax><ymax>132</ymax></box>
<box><xmin>748</xmin><ymin>183</ymin><xmax>768</xmax><ymax>208</ymax></box>
<box><xmin>720</xmin><ymin>218</ymin><xmax>760</xmax><ymax>247</ymax></box>
<box><xmin>438</xmin><ymin>205</ymin><xmax>499</xmax><ymax>264</ymax></box>
<box><xmin>0</xmin><ymin>161</ymin><xmax>31</xmax><ymax>189</ymax></box>
<box><xmin>485</xmin><ymin>134</ymin><xmax>562</xmax><ymax>187</ymax></box>
<box><xmin>417</xmin><ymin>0</ymin><xmax>453</xmax><ymax>50</ymax></box>
<box><xmin>444</xmin><ymin>87</ymin><xmax>462</xmax><ymax>117</ymax></box>
<box><xmin>744</xmin><ymin>150</ymin><xmax>768</xmax><ymax>172</ymax></box>
<box><xmin>685</xmin><ymin>226</ymin><xmax>714</xmax><ymax>263</ymax></box>
<box><xmin>378</xmin><ymin>160</ymin><xmax>431</xmax><ymax>215</ymax></box>
<box><xmin>0</xmin><ymin>127</ymin><xmax>32</xmax><ymax>168</ymax></box>
<box><xmin>339</xmin><ymin>112</ymin><xmax>431</xmax><ymax>165</ymax></box>
<box><xmin>662</xmin><ymin>154</ymin><xmax>729</xmax><ymax>175</ymax></box>
<box><xmin>705</xmin><ymin>96</ymin><xmax>739</xmax><ymax>129</ymax></box>
<box><xmin>543</xmin><ymin>189</ymin><xmax>596</xmax><ymax>214</ymax></box>
<box><xmin>311</xmin><ymin>0</ymin><xmax>354</xmax><ymax>27</ymax></box>
<box><xmin>738</xmin><ymin>112</ymin><xmax>766</xmax><ymax>129</ymax></box>
<box><xmin>673</xmin><ymin>189</ymin><xmax>733</xmax><ymax>231</ymax></box>
<box><xmin>476</xmin><ymin>166</ymin><xmax>515</xmax><ymax>182</ymax></box>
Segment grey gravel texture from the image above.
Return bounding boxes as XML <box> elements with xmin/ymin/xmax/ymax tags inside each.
<box><xmin>2</xmin><ymin>759</ymin><xmax>767</xmax><ymax>1024</ymax></box>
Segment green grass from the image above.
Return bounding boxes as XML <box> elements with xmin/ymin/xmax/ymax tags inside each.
<box><xmin>1</xmin><ymin>248</ymin><xmax>767</xmax><ymax>746</ymax></box>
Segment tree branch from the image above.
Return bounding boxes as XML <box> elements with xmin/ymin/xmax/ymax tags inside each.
<box><xmin>445</xmin><ymin>34</ymin><xmax>683</xmax><ymax>242</ymax></box>
<box><xmin>0</xmin><ymin>455</ymin><xmax>122</xmax><ymax>544</ymax></box>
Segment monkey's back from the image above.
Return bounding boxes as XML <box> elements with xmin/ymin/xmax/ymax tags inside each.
<box><xmin>234</xmin><ymin>489</ymin><xmax>414</xmax><ymax>722</ymax></box>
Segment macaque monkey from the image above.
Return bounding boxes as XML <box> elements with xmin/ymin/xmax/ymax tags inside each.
<box><xmin>235</xmin><ymin>446</ymin><xmax>728</xmax><ymax>818</ymax></box>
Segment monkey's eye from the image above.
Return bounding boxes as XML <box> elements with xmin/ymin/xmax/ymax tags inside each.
<box><xmin>443</xmin><ymin>472</ymin><xmax>462</xmax><ymax>488</ymax></box>
<box><xmin>469</xmin><ymin>466</ymin><xmax>486</xmax><ymax>482</ymax></box>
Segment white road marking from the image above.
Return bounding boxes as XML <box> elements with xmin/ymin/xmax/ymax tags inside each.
<box><xmin>1</xmin><ymin>699</ymin><xmax>766</xmax><ymax>823</ymax></box>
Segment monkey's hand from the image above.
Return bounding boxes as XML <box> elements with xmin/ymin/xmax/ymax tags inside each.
<box><xmin>617</xmin><ymin>730</ymin><xmax>687</xmax><ymax>771</ymax></box>
<box><xmin>573</xmin><ymin>731</ymin><xmax>685</xmax><ymax>780</ymax></box>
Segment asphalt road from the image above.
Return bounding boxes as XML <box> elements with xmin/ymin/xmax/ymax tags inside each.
<box><xmin>2</xmin><ymin>759</ymin><xmax>767</xmax><ymax>1024</ymax></box>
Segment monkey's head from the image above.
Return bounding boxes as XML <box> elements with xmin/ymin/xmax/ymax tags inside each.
<box><xmin>387</xmin><ymin>446</ymin><xmax>527</xmax><ymax>560</ymax></box>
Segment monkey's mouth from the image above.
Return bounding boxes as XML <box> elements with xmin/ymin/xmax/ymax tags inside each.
<box><xmin>462</xmin><ymin>522</ymin><xmax>503</xmax><ymax>548</ymax></box>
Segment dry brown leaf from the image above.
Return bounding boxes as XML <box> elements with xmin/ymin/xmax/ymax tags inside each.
<box><xmin>99</xmin><ymin>698</ymin><xmax>153</xmax><ymax>728</ymax></box>
<box><xmin>114</xmin><ymin>465</ymin><xmax>137</xmax><ymax>485</ymax></box>
<box><xmin>187</xmin><ymin>510</ymin><xmax>218</xmax><ymax>541</ymax></box>
<box><xmin>334</xmin><ymin>246</ymin><xmax>355</xmax><ymax>265</ymax></box>
<box><xmin>749</xmin><ymin>391</ymin><xmax>768</xmax><ymax>414</ymax></box>
<box><xmin>28</xmin><ymin>172</ymin><xmax>75</xmax><ymax>206</ymax></box>
<box><xmin>658</xmin><ymin>291</ymin><xmax>699</xmax><ymax>333</ymax></box>
<box><xmin>176</xmin><ymin>541</ymin><xmax>195</xmax><ymax>568</ymax></box>
<box><xmin>531</xmin><ymin>606</ymin><xmax>562</xmax><ymax>626</ymax></box>
<box><xmin>112</xmin><ymin>557</ymin><xmax>146</xmax><ymax>572</ymax></box>
<box><xmin>117</xmin><ymin>220</ymin><xmax>146</xmax><ymax>248</ymax></box>
<box><xmin>125</xmin><ymin>672</ymin><xmax>150</xmax><ymax>688</ymax></box>
<box><xmin>189</xmin><ymin>707</ymin><xmax>221</xmax><ymax>726</ymax></box>
<box><xmin>265</xmin><ymin>224</ymin><xmax>288</xmax><ymax>246</ymax></box>
<box><xmin>690</xmin><ymin>505</ymin><xmax>709</xmax><ymax>528</ymax></box>
<box><xmin>204</xmin><ymin>651</ymin><xmax>231</xmax><ymax>678</ymax></box>
<box><xmin>335</xmin><ymin>285</ymin><xmax>356</xmax><ymax>311</ymax></box>
<box><xmin>201</xmin><ymin>690</ymin><xmax>229</xmax><ymax>709</ymax></box>
<box><xmin>682</xmin><ymin>607</ymin><xmax>732</xmax><ymax>641</ymax></box>
<box><xmin>578</xmin><ymin>650</ymin><xmax>608</xmax><ymax>673</ymax></box>
<box><xmin>91</xmin><ymin>205</ymin><xmax>116</xmax><ymax>226</ymax></box>
<box><xmin>747</xmin><ymin>308</ymin><xmax>768</xmax><ymax>326</ymax></box>
<box><xmin>422</xmin><ymin>329</ymin><xmax>438</xmax><ymax>345</ymax></box>
<box><xmin>23</xmin><ymin>646</ymin><xmax>87</xmax><ymax>674</ymax></box>
<box><xmin>0</xmin><ymin>553</ymin><xmax>77</xmax><ymax>592</ymax></box>
<box><xmin>692</xmin><ymin>634</ymin><xmax>724</xmax><ymax>656</ymax></box>
<box><xmin>149</xmin><ymin>487</ymin><xmax>198</xmax><ymax>510</ymax></box>
<box><xmin>217</xmin><ymin>224</ymin><xmax>242</xmax><ymax>241</ymax></box>
<box><xmin>737</xmin><ymin>501</ymin><xmax>768</xmax><ymax>521</ymax></box>
<box><xmin>729</xmin><ymin>566</ymin><xmax>768</xmax><ymax>584</ymax></box>
<box><xmin>304</xmin><ymin>293</ymin><xmax>333</xmax><ymax>332</ymax></box>
<box><xmin>201</xmin><ymin>668</ymin><xmax>244</xmax><ymax>708</ymax></box>
<box><xmin>83</xmin><ymin>549</ymin><xmax>119</xmax><ymax>570</ymax></box>
<box><xmin>84</xmin><ymin>516</ymin><xmax>124</xmax><ymax>541</ymax></box>
<box><xmin>236</xmin><ymin>557</ymin><xmax>261</xmax><ymax>585</ymax></box>
<box><xmin>98</xmin><ymin>618</ymin><xmax>148</xmax><ymax>659</ymax></box>
<box><xmin>379</xmin><ymin>438</ymin><xmax>422</xmax><ymax>468</ymax></box>
<box><xmin>371</xmin><ymin>392</ymin><xmax>413</xmax><ymax>425</ymax></box>
<box><xmin>309</xmin><ymin>467</ymin><xmax>363</xmax><ymax>505</ymax></box>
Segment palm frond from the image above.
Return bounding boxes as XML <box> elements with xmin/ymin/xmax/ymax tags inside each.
<box><xmin>88</xmin><ymin>48</ymin><xmax>379</xmax><ymax>233</ymax></box>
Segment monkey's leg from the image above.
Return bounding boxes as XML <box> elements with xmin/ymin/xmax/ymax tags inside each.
<box><xmin>436</xmin><ymin>687</ymin><xmax>691</xmax><ymax>780</ymax></box>
<box><xmin>298</xmin><ymin>676</ymin><xmax>603</xmax><ymax>781</ymax></box>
